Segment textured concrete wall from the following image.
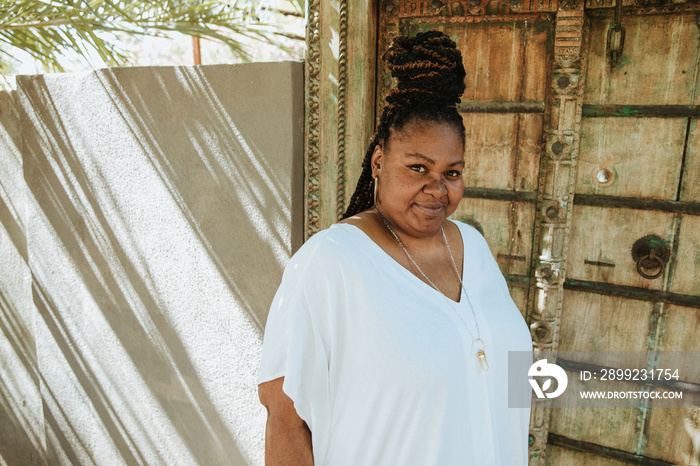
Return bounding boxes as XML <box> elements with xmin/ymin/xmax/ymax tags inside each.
<box><xmin>2</xmin><ymin>62</ymin><xmax>304</xmax><ymax>465</ymax></box>
<box><xmin>0</xmin><ymin>91</ymin><xmax>46</xmax><ymax>465</ymax></box>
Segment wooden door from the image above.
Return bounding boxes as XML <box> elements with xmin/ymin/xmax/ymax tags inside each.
<box><xmin>375</xmin><ymin>2</ymin><xmax>700</xmax><ymax>464</ymax></box>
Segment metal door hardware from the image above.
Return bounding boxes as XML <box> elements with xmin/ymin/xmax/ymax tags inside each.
<box><xmin>607</xmin><ymin>0</ymin><xmax>626</xmax><ymax>67</ymax></box>
<box><xmin>631</xmin><ymin>235</ymin><xmax>670</xmax><ymax>279</ymax></box>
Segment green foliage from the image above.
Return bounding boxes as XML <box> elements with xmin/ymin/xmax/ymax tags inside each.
<box><xmin>0</xmin><ymin>0</ymin><xmax>304</xmax><ymax>76</ymax></box>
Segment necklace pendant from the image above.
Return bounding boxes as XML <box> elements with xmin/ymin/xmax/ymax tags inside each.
<box><xmin>476</xmin><ymin>349</ymin><xmax>489</xmax><ymax>371</ymax></box>
<box><xmin>473</xmin><ymin>338</ymin><xmax>488</xmax><ymax>371</ymax></box>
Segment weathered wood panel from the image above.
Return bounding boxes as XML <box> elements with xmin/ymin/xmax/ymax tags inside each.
<box><xmin>680</xmin><ymin>119</ymin><xmax>700</xmax><ymax>203</ymax></box>
<box><xmin>567</xmin><ymin>206</ymin><xmax>676</xmax><ymax>290</ymax></box>
<box><xmin>344</xmin><ymin>2</ymin><xmax>379</xmax><ymax>217</ymax></box>
<box><xmin>668</xmin><ymin>215</ymin><xmax>700</xmax><ymax>296</ymax></box>
<box><xmin>457</xmin><ymin>21</ymin><xmax>553</xmax><ymax>102</ymax></box>
<box><xmin>462</xmin><ymin>113</ymin><xmax>544</xmax><ymax>192</ymax></box>
<box><xmin>585</xmin><ymin>15</ymin><xmax>700</xmax><ymax>105</ymax></box>
<box><xmin>546</xmin><ymin>445</ymin><xmax>633</xmax><ymax>466</ymax></box>
<box><xmin>660</xmin><ymin>304</ymin><xmax>700</xmax><ymax>353</ymax></box>
<box><xmin>453</xmin><ymin>198</ymin><xmax>536</xmax><ymax>277</ymax></box>
<box><xmin>643</xmin><ymin>396</ymin><xmax>700</xmax><ymax>465</ymax></box>
<box><xmin>510</xmin><ymin>285</ymin><xmax>530</xmax><ymax>319</ymax></box>
<box><xmin>576</xmin><ymin>118</ymin><xmax>688</xmax><ymax>199</ymax></box>
<box><xmin>549</xmin><ymin>391</ymin><xmax>639</xmax><ymax>450</ymax></box>
<box><xmin>558</xmin><ymin>291</ymin><xmax>652</xmax><ymax>354</ymax></box>
<box><xmin>658</xmin><ymin>304</ymin><xmax>700</xmax><ymax>384</ymax></box>
<box><xmin>392</xmin><ymin>18</ymin><xmax>553</xmax><ymax>105</ymax></box>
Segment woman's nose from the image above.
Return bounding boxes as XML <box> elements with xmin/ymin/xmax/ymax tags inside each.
<box><xmin>423</xmin><ymin>175</ymin><xmax>447</xmax><ymax>196</ymax></box>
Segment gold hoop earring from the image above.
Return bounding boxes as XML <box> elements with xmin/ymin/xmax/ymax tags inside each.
<box><xmin>373</xmin><ymin>176</ymin><xmax>378</xmax><ymax>203</ymax></box>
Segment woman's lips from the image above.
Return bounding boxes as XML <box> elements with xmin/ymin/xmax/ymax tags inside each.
<box><xmin>414</xmin><ymin>203</ymin><xmax>446</xmax><ymax>216</ymax></box>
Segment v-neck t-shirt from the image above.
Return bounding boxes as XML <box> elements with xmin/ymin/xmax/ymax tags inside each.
<box><xmin>258</xmin><ymin>220</ymin><xmax>532</xmax><ymax>465</ymax></box>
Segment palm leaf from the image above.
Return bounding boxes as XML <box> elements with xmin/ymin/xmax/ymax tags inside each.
<box><xmin>0</xmin><ymin>0</ymin><xmax>303</xmax><ymax>77</ymax></box>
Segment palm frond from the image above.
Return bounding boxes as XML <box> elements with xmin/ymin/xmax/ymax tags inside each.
<box><xmin>0</xmin><ymin>0</ymin><xmax>304</xmax><ymax>76</ymax></box>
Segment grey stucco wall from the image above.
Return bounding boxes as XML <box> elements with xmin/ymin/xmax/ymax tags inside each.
<box><xmin>1</xmin><ymin>61</ymin><xmax>304</xmax><ymax>465</ymax></box>
<box><xmin>0</xmin><ymin>90</ymin><xmax>46</xmax><ymax>465</ymax></box>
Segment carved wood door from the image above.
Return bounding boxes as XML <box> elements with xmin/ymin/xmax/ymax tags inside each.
<box><xmin>376</xmin><ymin>1</ymin><xmax>700</xmax><ymax>464</ymax></box>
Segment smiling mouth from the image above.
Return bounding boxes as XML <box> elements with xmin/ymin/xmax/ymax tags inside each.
<box><xmin>414</xmin><ymin>203</ymin><xmax>446</xmax><ymax>216</ymax></box>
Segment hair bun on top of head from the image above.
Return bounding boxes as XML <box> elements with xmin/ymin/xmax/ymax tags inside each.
<box><xmin>383</xmin><ymin>30</ymin><xmax>466</xmax><ymax>108</ymax></box>
<box><xmin>341</xmin><ymin>31</ymin><xmax>467</xmax><ymax>219</ymax></box>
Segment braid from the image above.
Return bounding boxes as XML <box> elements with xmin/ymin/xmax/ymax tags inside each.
<box><xmin>343</xmin><ymin>30</ymin><xmax>466</xmax><ymax>219</ymax></box>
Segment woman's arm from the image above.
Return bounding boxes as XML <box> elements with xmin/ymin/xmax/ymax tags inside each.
<box><xmin>259</xmin><ymin>377</ymin><xmax>314</xmax><ymax>465</ymax></box>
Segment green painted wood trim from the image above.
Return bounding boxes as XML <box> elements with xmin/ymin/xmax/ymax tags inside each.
<box><xmin>458</xmin><ymin>100</ymin><xmax>546</xmax><ymax>114</ymax></box>
<box><xmin>573</xmin><ymin>194</ymin><xmax>700</xmax><ymax>215</ymax></box>
<box><xmin>582</xmin><ymin>104</ymin><xmax>700</xmax><ymax>118</ymax></box>
<box><xmin>462</xmin><ymin>187</ymin><xmax>538</xmax><ymax>203</ymax></box>
<box><xmin>564</xmin><ymin>278</ymin><xmax>700</xmax><ymax>308</ymax></box>
<box><xmin>503</xmin><ymin>275</ymin><xmax>700</xmax><ymax>308</ymax></box>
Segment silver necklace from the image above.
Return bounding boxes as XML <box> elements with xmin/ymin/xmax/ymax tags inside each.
<box><xmin>376</xmin><ymin>207</ymin><xmax>489</xmax><ymax>371</ymax></box>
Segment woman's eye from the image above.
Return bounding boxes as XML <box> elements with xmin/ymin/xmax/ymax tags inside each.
<box><xmin>409</xmin><ymin>165</ymin><xmax>427</xmax><ymax>173</ymax></box>
<box><xmin>446</xmin><ymin>170</ymin><xmax>462</xmax><ymax>178</ymax></box>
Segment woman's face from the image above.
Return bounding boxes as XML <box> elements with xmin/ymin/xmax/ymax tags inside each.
<box><xmin>371</xmin><ymin>119</ymin><xmax>464</xmax><ymax>239</ymax></box>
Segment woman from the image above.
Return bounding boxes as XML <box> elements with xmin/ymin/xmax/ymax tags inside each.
<box><xmin>258</xmin><ymin>31</ymin><xmax>532</xmax><ymax>465</ymax></box>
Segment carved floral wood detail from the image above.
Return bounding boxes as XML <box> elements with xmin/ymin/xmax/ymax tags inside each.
<box><xmin>336</xmin><ymin>0</ymin><xmax>349</xmax><ymax>221</ymax></box>
<box><xmin>527</xmin><ymin>8</ymin><xmax>588</xmax><ymax>465</ymax></box>
<box><xmin>305</xmin><ymin>0</ymin><xmax>321</xmax><ymax>237</ymax></box>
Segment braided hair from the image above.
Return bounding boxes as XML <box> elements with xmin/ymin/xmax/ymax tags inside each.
<box><xmin>342</xmin><ymin>30</ymin><xmax>466</xmax><ymax>219</ymax></box>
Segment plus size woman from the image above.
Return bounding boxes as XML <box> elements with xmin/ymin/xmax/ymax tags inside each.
<box><xmin>258</xmin><ymin>31</ymin><xmax>532</xmax><ymax>466</ymax></box>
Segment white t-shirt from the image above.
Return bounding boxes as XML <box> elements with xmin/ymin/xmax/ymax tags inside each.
<box><xmin>258</xmin><ymin>220</ymin><xmax>532</xmax><ymax>465</ymax></box>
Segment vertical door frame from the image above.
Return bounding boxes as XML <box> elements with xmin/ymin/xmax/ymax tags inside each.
<box><xmin>304</xmin><ymin>0</ymin><xmax>378</xmax><ymax>238</ymax></box>
<box><xmin>527</xmin><ymin>4</ymin><xmax>589</xmax><ymax>464</ymax></box>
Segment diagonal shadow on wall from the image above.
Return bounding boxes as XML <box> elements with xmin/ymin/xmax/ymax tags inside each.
<box><xmin>0</xmin><ymin>90</ymin><xmax>46</xmax><ymax>466</ymax></box>
<box><xmin>14</xmin><ymin>62</ymin><xmax>303</xmax><ymax>465</ymax></box>
<box><xmin>0</xmin><ymin>289</ymin><xmax>46</xmax><ymax>465</ymax></box>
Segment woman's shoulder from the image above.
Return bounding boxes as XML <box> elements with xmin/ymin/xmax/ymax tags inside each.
<box><xmin>450</xmin><ymin>218</ymin><xmax>495</xmax><ymax>262</ymax></box>
<box><xmin>450</xmin><ymin>218</ymin><xmax>487</xmax><ymax>244</ymax></box>
<box><xmin>286</xmin><ymin>223</ymin><xmax>365</xmax><ymax>270</ymax></box>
